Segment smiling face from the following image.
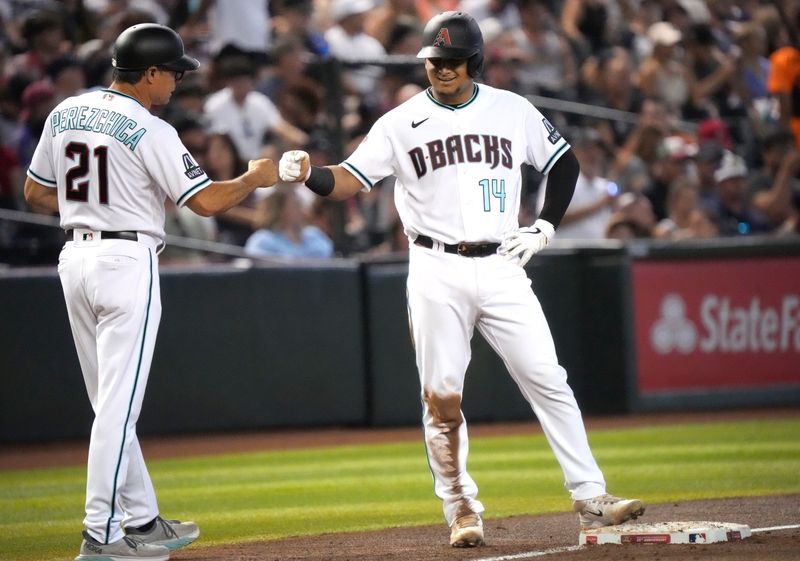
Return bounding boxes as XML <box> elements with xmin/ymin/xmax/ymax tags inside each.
<box><xmin>424</xmin><ymin>58</ymin><xmax>473</xmax><ymax>104</ymax></box>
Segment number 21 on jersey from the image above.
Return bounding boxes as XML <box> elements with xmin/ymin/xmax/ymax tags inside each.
<box><xmin>479</xmin><ymin>178</ymin><xmax>505</xmax><ymax>213</ymax></box>
<box><xmin>65</xmin><ymin>141</ymin><xmax>109</xmax><ymax>204</ymax></box>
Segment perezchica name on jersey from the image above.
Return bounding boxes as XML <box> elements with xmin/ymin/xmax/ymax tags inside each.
<box><xmin>50</xmin><ymin>106</ymin><xmax>147</xmax><ymax>151</ymax></box>
<box><xmin>408</xmin><ymin>134</ymin><xmax>513</xmax><ymax>179</ymax></box>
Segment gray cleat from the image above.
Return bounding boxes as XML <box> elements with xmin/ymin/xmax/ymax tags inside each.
<box><xmin>125</xmin><ymin>516</ymin><xmax>199</xmax><ymax>551</ymax></box>
<box><xmin>75</xmin><ymin>531</ymin><xmax>170</xmax><ymax>561</ymax></box>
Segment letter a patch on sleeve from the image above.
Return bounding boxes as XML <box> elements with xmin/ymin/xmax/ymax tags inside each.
<box><xmin>542</xmin><ymin>118</ymin><xmax>561</xmax><ymax>144</ymax></box>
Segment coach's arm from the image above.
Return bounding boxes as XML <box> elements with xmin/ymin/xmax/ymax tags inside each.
<box><xmin>24</xmin><ymin>177</ymin><xmax>59</xmax><ymax>214</ymax></box>
<box><xmin>185</xmin><ymin>158</ymin><xmax>278</xmax><ymax>216</ymax></box>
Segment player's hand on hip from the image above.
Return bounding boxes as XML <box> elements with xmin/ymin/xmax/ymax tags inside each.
<box><xmin>279</xmin><ymin>150</ymin><xmax>311</xmax><ymax>183</ymax></box>
<box><xmin>247</xmin><ymin>158</ymin><xmax>278</xmax><ymax>188</ymax></box>
<box><xmin>499</xmin><ymin>218</ymin><xmax>555</xmax><ymax>267</ymax></box>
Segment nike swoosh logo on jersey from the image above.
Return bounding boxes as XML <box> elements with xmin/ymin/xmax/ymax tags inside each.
<box><xmin>411</xmin><ymin>118</ymin><xmax>429</xmax><ymax>128</ymax></box>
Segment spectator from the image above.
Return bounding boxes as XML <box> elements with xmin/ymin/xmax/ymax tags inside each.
<box><xmin>184</xmin><ymin>0</ymin><xmax>270</xmax><ymax>62</ymax></box>
<box><xmin>259</xmin><ymin>36</ymin><xmax>308</xmax><ymax>102</ymax></box>
<box><xmin>15</xmin><ymin>79</ymin><xmax>57</xmax><ymax>168</ymax></box>
<box><xmin>643</xmin><ymin>135</ymin><xmax>698</xmax><ymax>220</ymax></box>
<box><xmin>536</xmin><ymin>127</ymin><xmax>615</xmax><ymax>240</ymax></box>
<box><xmin>46</xmin><ymin>55</ymin><xmax>87</xmax><ymax>103</ymax></box>
<box><xmin>767</xmin><ymin>43</ymin><xmax>800</xmax><ymax>148</ymax></box>
<box><xmin>707</xmin><ymin>150</ymin><xmax>774</xmax><ymax>236</ymax></box>
<box><xmin>245</xmin><ymin>185</ymin><xmax>334</xmax><ymax>258</ymax></box>
<box><xmin>638</xmin><ymin>22</ymin><xmax>691</xmax><ymax>116</ymax></box>
<box><xmin>611</xmin><ymin>97</ymin><xmax>678</xmax><ymax>195</ymax></box>
<box><xmin>695</xmin><ymin>140</ymin><xmax>725</xmax><ymax>207</ymax></box>
<box><xmin>271</xmin><ymin>0</ymin><xmax>330</xmax><ymax>57</ymax></box>
<box><xmin>5</xmin><ymin>9</ymin><xmax>67</xmax><ymax>80</ymax></box>
<box><xmin>747</xmin><ymin>128</ymin><xmax>800</xmax><ymax>227</ymax></box>
<box><xmin>580</xmin><ymin>46</ymin><xmax>642</xmax><ymax>145</ymax></box>
<box><xmin>204</xmin><ymin>55</ymin><xmax>308</xmax><ymax>160</ymax></box>
<box><xmin>606</xmin><ymin>191</ymin><xmax>657</xmax><ymax>239</ymax></box>
<box><xmin>560</xmin><ymin>0</ymin><xmax>628</xmax><ymax>61</ymax></box>
<box><xmin>206</xmin><ymin>133</ymin><xmax>263</xmax><ymax>246</ymax></box>
<box><xmin>324</xmin><ymin>0</ymin><xmax>386</xmax><ymax>97</ymax></box>
<box><xmin>652</xmin><ymin>177</ymin><xmax>718</xmax><ymax>239</ymax></box>
<box><xmin>733</xmin><ymin>21</ymin><xmax>771</xmax><ymax>109</ymax></box>
<box><xmin>512</xmin><ymin>0</ymin><xmax>578</xmax><ymax>100</ymax></box>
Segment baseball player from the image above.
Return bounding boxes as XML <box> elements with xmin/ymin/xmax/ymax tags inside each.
<box><xmin>23</xmin><ymin>24</ymin><xmax>277</xmax><ymax>561</ymax></box>
<box><xmin>279</xmin><ymin>11</ymin><xmax>644</xmax><ymax>547</ymax></box>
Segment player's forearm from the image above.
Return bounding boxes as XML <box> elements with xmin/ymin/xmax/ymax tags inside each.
<box><xmin>23</xmin><ymin>177</ymin><xmax>59</xmax><ymax>214</ymax></box>
<box><xmin>538</xmin><ymin>149</ymin><xmax>580</xmax><ymax>229</ymax></box>
<box><xmin>328</xmin><ymin>166</ymin><xmax>367</xmax><ymax>201</ymax></box>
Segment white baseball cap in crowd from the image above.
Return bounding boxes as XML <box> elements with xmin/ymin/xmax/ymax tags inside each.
<box><xmin>714</xmin><ymin>151</ymin><xmax>748</xmax><ymax>182</ymax></box>
<box><xmin>648</xmin><ymin>21</ymin><xmax>683</xmax><ymax>47</ymax></box>
<box><xmin>331</xmin><ymin>0</ymin><xmax>374</xmax><ymax>21</ymax></box>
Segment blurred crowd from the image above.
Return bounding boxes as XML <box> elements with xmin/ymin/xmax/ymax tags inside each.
<box><xmin>1</xmin><ymin>0</ymin><xmax>799</xmax><ymax>265</ymax></box>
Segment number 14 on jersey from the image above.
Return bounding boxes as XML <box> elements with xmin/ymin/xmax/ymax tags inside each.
<box><xmin>479</xmin><ymin>178</ymin><xmax>506</xmax><ymax>213</ymax></box>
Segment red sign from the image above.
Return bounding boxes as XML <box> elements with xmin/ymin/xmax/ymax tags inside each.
<box><xmin>632</xmin><ymin>257</ymin><xmax>800</xmax><ymax>394</ymax></box>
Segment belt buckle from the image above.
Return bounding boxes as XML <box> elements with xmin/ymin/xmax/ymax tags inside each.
<box><xmin>457</xmin><ymin>242</ymin><xmax>469</xmax><ymax>256</ymax></box>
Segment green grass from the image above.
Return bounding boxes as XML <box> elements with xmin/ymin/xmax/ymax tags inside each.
<box><xmin>1</xmin><ymin>418</ymin><xmax>799</xmax><ymax>561</ymax></box>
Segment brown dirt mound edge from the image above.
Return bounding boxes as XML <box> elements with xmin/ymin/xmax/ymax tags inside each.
<box><xmin>171</xmin><ymin>495</ymin><xmax>800</xmax><ymax>561</ymax></box>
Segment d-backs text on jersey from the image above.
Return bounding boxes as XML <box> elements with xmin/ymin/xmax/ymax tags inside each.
<box><xmin>50</xmin><ymin>105</ymin><xmax>147</xmax><ymax>151</ymax></box>
<box><xmin>408</xmin><ymin>134</ymin><xmax>512</xmax><ymax>178</ymax></box>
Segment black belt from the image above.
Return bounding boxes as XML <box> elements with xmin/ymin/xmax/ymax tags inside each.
<box><xmin>414</xmin><ymin>235</ymin><xmax>500</xmax><ymax>257</ymax></box>
<box><xmin>67</xmin><ymin>229</ymin><xmax>139</xmax><ymax>242</ymax></box>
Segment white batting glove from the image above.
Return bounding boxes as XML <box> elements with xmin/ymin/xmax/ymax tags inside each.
<box><xmin>499</xmin><ymin>219</ymin><xmax>555</xmax><ymax>267</ymax></box>
<box><xmin>279</xmin><ymin>150</ymin><xmax>310</xmax><ymax>183</ymax></box>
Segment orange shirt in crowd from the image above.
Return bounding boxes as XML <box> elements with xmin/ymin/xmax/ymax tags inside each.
<box><xmin>768</xmin><ymin>46</ymin><xmax>800</xmax><ymax>148</ymax></box>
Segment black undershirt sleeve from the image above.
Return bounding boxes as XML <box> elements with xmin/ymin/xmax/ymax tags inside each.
<box><xmin>538</xmin><ymin>148</ymin><xmax>580</xmax><ymax>229</ymax></box>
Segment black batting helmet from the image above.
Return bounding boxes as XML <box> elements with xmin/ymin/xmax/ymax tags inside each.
<box><xmin>416</xmin><ymin>11</ymin><xmax>484</xmax><ymax>77</ymax></box>
<box><xmin>112</xmin><ymin>24</ymin><xmax>200</xmax><ymax>72</ymax></box>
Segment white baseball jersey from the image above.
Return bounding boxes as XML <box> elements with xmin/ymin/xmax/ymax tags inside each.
<box><xmin>340</xmin><ymin>83</ymin><xmax>606</xmax><ymax>526</ymax></box>
<box><xmin>27</xmin><ymin>87</ymin><xmax>212</xmax><ymax>545</ymax></box>
<box><xmin>342</xmin><ymin>83</ymin><xmax>569</xmax><ymax>244</ymax></box>
<box><xmin>28</xmin><ymin>88</ymin><xmax>212</xmax><ymax>241</ymax></box>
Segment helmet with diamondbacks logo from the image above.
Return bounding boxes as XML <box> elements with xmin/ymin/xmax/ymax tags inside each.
<box><xmin>416</xmin><ymin>11</ymin><xmax>484</xmax><ymax>77</ymax></box>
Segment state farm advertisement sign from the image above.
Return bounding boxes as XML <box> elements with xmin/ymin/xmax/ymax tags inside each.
<box><xmin>632</xmin><ymin>257</ymin><xmax>800</xmax><ymax>394</ymax></box>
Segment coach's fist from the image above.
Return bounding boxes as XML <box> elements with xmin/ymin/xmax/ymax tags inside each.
<box><xmin>246</xmin><ymin>158</ymin><xmax>278</xmax><ymax>188</ymax></box>
<box><xmin>279</xmin><ymin>150</ymin><xmax>311</xmax><ymax>183</ymax></box>
<box><xmin>499</xmin><ymin>218</ymin><xmax>555</xmax><ymax>267</ymax></box>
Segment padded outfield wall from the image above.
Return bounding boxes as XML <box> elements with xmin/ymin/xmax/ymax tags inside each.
<box><xmin>1</xmin><ymin>239</ymin><xmax>798</xmax><ymax>443</ymax></box>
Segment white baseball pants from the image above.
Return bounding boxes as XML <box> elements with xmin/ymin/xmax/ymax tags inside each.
<box><xmin>406</xmin><ymin>245</ymin><xmax>606</xmax><ymax>525</ymax></box>
<box><xmin>58</xmin><ymin>233</ymin><xmax>161</xmax><ymax>544</ymax></box>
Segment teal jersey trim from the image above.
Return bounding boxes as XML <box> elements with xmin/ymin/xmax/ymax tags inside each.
<box><xmin>541</xmin><ymin>141</ymin><xmax>569</xmax><ymax>175</ymax></box>
<box><xmin>100</xmin><ymin>88</ymin><xmax>145</xmax><ymax>108</ymax></box>
<box><xmin>104</xmin><ymin>250</ymin><xmax>154</xmax><ymax>543</ymax></box>
<box><xmin>342</xmin><ymin>161</ymin><xmax>373</xmax><ymax>188</ymax></box>
<box><xmin>176</xmin><ymin>177</ymin><xmax>211</xmax><ymax>207</ymax></box>
<box><xmin>27</xmin><ymin>168</ymin><xmax>57</xmax><ymax>186</ymax></box>
<box><xmin>425</xmin><ymin>84</ymin><xmax>480</xmax><ymax>111</ymax></box>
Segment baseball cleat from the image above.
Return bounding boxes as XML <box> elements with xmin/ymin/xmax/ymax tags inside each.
<box><xmin>125</xmin><ymin>516</ymin><xmax>199</xmax><ymax>551</ymax></box>
<box><xmin>450</xmin><ymin>513</ymin><xmax>485</xmax><ymax>547</ymax></box>
<box><xmin>75</xmin><ymin>531</ymin><xmax>169</xmax><ymax>560</ymax></box>
<box><xmin>573</xmin><ymin>493</ymin><xmax>646</xmax><ymax>529</ymax></box>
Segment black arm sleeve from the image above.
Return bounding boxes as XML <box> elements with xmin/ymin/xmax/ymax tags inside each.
<box><xmin>538</xmin><ymin>148</ymin><xmax>580</xmax><ymax>229</ymax></box>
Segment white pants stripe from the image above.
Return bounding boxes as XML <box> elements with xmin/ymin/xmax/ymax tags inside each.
<box><xmin>58</xmin><ymin>238</ymin><xmax>161</xmax><ymax>543</ymax></box>
<box><xmin>407</xmin><ymin>245</ymin><xmax>605</xmax><ymax>525</ymax></box>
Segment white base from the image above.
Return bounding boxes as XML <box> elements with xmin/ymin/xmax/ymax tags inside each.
<box><xmin>580</xmin><ymin>521</ymin><xmax>752</xmax><ymax>545</ymax></box>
